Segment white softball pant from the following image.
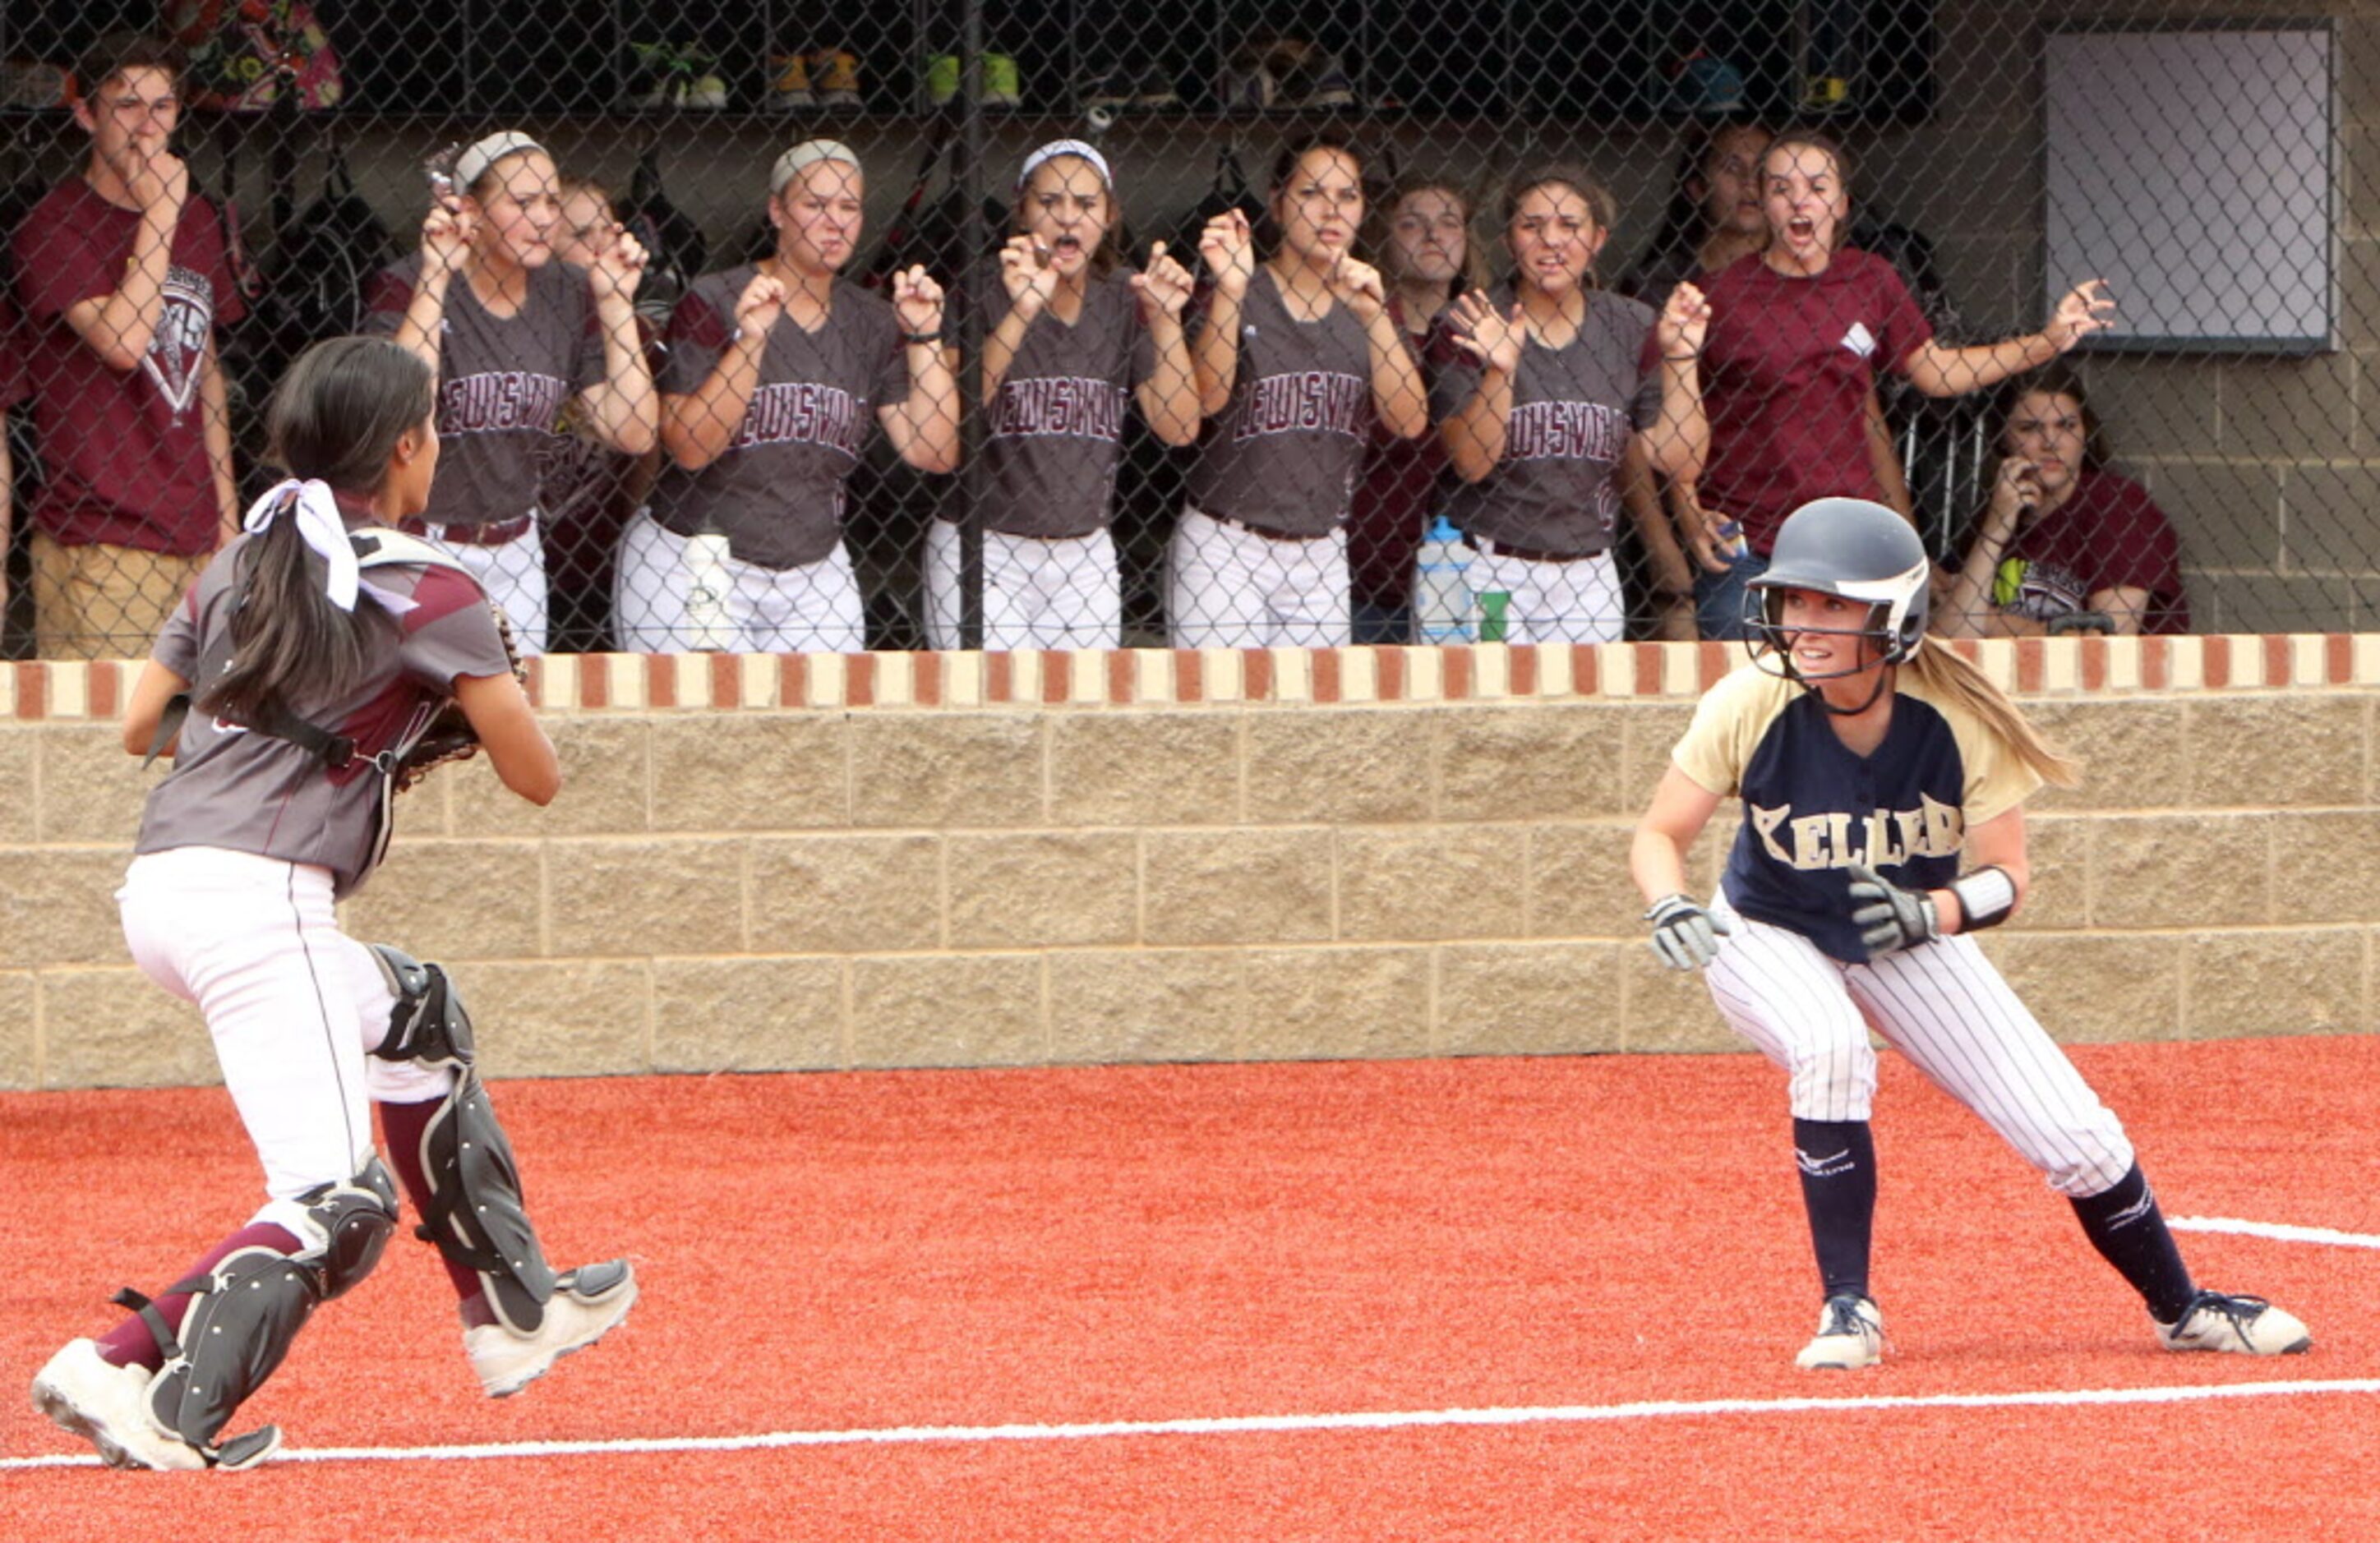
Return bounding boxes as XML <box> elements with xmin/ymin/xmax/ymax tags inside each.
<box><xmin>1168</xmin><ymin>505</ymin><xmax>1350</xmax><ymax>649</ymax></box>
<box><xmin>411</xmin><ymin>519</ymin><xmax>548</xmax><ymax>657</ymax></box>
<box><xmin>615</xmin><ymin>511</ymin><xmax>866</xmax><ymax>655</ymax></box>
<box><xmin>118</xmin><ymin>848</ymin><xmax>451</xmax><ymax>1211</ymax></box>
<box><xmin>1700</xmin><ymin>898</ymin><xmax>2136</xmax><ymax>1198</ymax></box>
<box><xmin>922</xmin><ymin>519</ymin><xmax>1123</xmax><ymax>652</ymax></box>
<box><xmin>1464</xmin><ymin>547</ymin><xmax>1626</xmax><ymax>644</ymax></box>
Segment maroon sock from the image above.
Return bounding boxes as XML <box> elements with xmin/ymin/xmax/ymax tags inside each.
<box><xmin>95</xmin><ymin>1223</ymin><xmax>305</xmax><ymax>1371</ymax></box>
<box><xmin>377</xmin><ymin>1096</ymin><xmax>497</xmax><ymax>1325</ymax></box>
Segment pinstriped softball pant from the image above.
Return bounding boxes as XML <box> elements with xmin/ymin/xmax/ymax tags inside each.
<box><xmin>1701</xmin><ymin>900</ymin><xmax>2136</xmax><ymax>1199</ymax></box>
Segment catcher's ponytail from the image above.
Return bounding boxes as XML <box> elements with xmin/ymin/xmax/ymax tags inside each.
<box><xmin>201</xmin><ymin>339</ymin><xmax>435</xmax><ymax>726</ymax></box>
<box><xmin>1904</xmin><ymin>640</ymin><xmax>2081</xmax><ymax>788</ymax></box>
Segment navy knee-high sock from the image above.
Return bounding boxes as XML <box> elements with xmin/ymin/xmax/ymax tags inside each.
<box><xmin>1794</xmin><ymin>1119</ymin><xmax>1876</xmax><ymax>1301</ymax></box>
<box><xmin>2069</xmin><ymin>1163</ymin><xmax>2197</xmax><ymax>1323</ymax></box>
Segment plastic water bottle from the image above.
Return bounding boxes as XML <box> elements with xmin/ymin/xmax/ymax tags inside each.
<box><xmin>1413</xmin><ymin>515</ymin><xmax>1474</xmax><ymax>644</ymax></box>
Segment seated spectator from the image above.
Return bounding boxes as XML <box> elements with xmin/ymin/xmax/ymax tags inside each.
<box><xmin>12</xmin><ymin>32</ymin><xmax>242</xmax><ymax>660</ymax></box>
<box><xmin>1347</xmin><ymin>174</ymin><xmax>1485</xmax><ymax>645</ymax></box>
<box><xmin>1935</xmin><ymin>366</ymin><xmax>2188</xmax><ymax>637</ymax></box>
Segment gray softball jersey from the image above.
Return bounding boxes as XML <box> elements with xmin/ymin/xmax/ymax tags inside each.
<box><xmin>646</xmin><ymin>268</ymin><xmax>910</xmax><ymax>571</ymax></box>
<box><xmin>135</xmin><ymin>534</ymin><xmax>517</xmax><ymax>899</ymax></box>
<box><xmin>364</xmin><ymin>257</ymin><xmax>607</xmax><ymax>526</ymax></box>
<box><xmin>977</xmin><ymin>272</ymin><xmax>1157</xmax><ymax>539</ymax></box>
<box><xmin>1430</xmin><ymin>287</ymin><xmax>1662</xmax><ymax>557</ymax></box>
<box><xmin>1186</xmin><ymin>268</ymin><xmax>1377</xmax><ymax>539</ymax></box>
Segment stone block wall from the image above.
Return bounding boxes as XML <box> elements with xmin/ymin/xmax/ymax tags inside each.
<box><xmin>2</xmin><ymin>634</ymin><xmax>2373</xmax><ymax>1090</ymax></box>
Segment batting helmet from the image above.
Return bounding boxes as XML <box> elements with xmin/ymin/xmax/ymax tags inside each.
<box><xmin>1746</xmin><ymin>497</ymin><xmax>1931</xmax><ymax>679</ymax></box>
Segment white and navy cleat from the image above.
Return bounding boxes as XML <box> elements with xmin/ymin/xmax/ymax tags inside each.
<box><xmin>2155</xmin><ymin>1292</ymin><xmax>2311</xmax><ymax>1356</ymax></box>
<box><xmin>1795</xmin><ymin>1293</ymin><xmax>1884</xmax><ymax>1370</ymax></box>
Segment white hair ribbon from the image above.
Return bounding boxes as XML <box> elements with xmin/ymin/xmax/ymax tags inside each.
<box><xmin>242</xmin><ymin>478</ymin><xmax>362</xmax><ymax>612</ymax></box>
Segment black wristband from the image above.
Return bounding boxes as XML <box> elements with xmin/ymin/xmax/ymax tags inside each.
<box><xmin>899</xmin><ymin>329</ymin><xmax>945</xmax><ymax>345</ymax></box>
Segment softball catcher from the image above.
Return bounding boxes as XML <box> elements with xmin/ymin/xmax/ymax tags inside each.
<box><xmin>30</xmin><ymin>337</ymin><xmax>637</xmax><ymax>1472</ymax></box>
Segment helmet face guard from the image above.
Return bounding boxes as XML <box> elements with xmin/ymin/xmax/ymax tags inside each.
<box><xmin>1741</xmin><ymin>497</ymin><xmax>1932</xmax><ymax>686</ymax></box>
<box><xmin>1746</xmin><ymin>562</ymin><xmax>1930</xmax><ymax>682</ymax></box>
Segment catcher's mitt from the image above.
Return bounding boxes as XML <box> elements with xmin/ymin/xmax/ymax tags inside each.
<box><xmin>392</xmin><ymin>602</ymin><xmax>528</xmax><ymax>794</ymax></box>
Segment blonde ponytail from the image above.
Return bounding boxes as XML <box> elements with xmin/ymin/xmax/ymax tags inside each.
<box><xmin>1904</xmin><ymin>641</ymin><xmax>2081</xmax><ymax>788</ymax></box>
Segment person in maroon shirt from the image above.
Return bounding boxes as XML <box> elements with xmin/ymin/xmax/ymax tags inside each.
<box><xmin>1347</xmin><ymin>175</ymin><xmax>1485</xmax><ymax>644</ymax></box>
<box><xmin>1684</xmin><ymin>131</ymin><xmax>2115</xmax><ymax>640</ymax></box>
<box><xmin>1936</xmin><ymin>366</ymin><xmax>2189</xmax><ymax>637</ymax></box>
<box><xmin>538</xmin><ymin>174</ymin><xmax>659</xmax><ymax>652</ymax></box>
<box><xmin>12</xmin><ymin>32</ymin><xmax>242</xmax><ymax>660</ymax></box>
<box><xmin>0</xmin><ymin>292</ymin><xmax>26</xmax><ymax>628</ymax></box>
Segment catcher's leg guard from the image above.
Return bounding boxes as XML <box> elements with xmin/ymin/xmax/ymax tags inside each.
<box><xmin>117</xmin><ymin>1161</ymin><xmax>398</xmax><ymax>1469</ymax></box>
<box><xmin>367</xmin><ymin>943</ymin><xmax>476</xmax><ymax>1068</ymax></box>
<box><xmin>367</xmin><ymin>945</ymin><xmax>562</xmax><ymax>1333</ymax></box>
<box><xmin>413</xmin><ymin>1064</ymin><xmax>560</xmax><ymax>1333</ymax></box>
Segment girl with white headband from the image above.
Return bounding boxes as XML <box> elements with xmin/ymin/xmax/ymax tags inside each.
<box><xmin>616</xmin><ymin>138</ymin><xmax>961</xmax><ymax>653</ymax></box>
<box><xmin>31</xmin><ymin>338</ymin><xmax>637</xmax><ymax>1471</ymax></box>
<box><xmin>923</xmin><ymin>139</ymin><xmax>1199</xmax><ymax>650</ymax></box>
<box><xmin>367</xmin><ymin>131</ymin><xmax>659</xmax><ymax>655</ymax></box>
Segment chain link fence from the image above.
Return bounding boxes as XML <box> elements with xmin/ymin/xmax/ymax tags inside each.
<box><xmin>1</xmin><ymin>2</ymin><xmax>2368</xmax><ymax>659</ymax></box>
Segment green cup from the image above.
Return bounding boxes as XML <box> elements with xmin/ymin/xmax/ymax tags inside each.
<box><xmin>1477</xmin><ymin>590</ymin><xmax>1511</xmax><ymax>643</ymax></box>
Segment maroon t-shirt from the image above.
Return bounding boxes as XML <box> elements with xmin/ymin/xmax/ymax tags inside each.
<box><xmin>12</xmin><ymin>178</ymin><xmax>244</xmax><ymax>555</ymax></box>
<box><xmin>1986</xmin><ymin>469</ymin><xmax>2189</xmax><ymax>634</ymax></box>
<box><xmin>0</xmin><ymin>293</ymin><xmax>27</xmax><ymax>411</ymax></box>
<box><xmin>1347</xmin><ymin>301</ymin><xmax>1447</xmax><ymax>609</ymax></box>
<box><xmin>1697</xmin><ymin>248</ymin><xmax>1933</xmax><ymax>554</ymax></box>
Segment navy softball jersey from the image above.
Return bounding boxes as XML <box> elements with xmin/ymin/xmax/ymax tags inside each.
<box><xmin>1673</xmin><ymin>663</ymin><xmax>2040</xmax><ymax>963</ymax></box>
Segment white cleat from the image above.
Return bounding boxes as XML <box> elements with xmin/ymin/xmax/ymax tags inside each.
<box><xmin>29</xmin><ymin>1338</ymin><xmax>210</xmax><ymax>1472</ymax></box>
<box><xmin>467</xmin><ymin>1260</ymin><xmax>639</xmax><ymax>1398</ymax></box>
<box><xmin>1795</xmin><ymin>1294</ymin><xmax>1884</xmax><ymax>1370</ymax></box>
<box><xmin>2156</xmin><ymin>1292</ymin><xmax>2311</xmax><ymax>1356</ymax></box>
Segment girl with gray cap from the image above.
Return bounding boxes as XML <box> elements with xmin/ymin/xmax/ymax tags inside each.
<box><xmin>366</xmin><ymin>131</ymin><xmax>658</xmax><ymax>655</ymax></box>
<box><xmin>923</xmin><ymin>139</ymin><xmax>1200</xmax><ymax>651</ymax></box>
<box><xmin>618</xmin><ymin>139</ymin><xmax>960</xmax><ymax>652</ymax></box>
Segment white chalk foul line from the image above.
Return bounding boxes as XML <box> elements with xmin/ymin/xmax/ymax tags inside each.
<box><xmin>7</xmin><ymin>1376</ymin><xmax>2378</xmax><ymax>1472</ymax></box>
<box><xmin>2169</xmin><ymin>1216</ymin><xmax>2380</xmax><ymax>1251</ymax></box>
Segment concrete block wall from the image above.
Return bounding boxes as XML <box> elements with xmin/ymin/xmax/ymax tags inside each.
<box><xmin>2</xmin><ymin>634</ymin><xmax>2373</xmax><ymax>1091</ymax></box>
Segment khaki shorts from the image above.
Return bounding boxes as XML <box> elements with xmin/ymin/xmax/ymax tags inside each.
<box><xmin>30</xmin><ymin>530</ymin><xmax>210</xmax><ymax>661</ymax></box>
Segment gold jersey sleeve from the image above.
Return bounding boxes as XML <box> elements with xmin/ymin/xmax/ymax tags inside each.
<box><xmin>1669</xmin><ymin>664</ymin><xmax>1801</xmax><ymax>798</ymax></box>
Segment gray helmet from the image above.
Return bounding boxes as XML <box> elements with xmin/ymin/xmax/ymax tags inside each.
<box><xmin>1746</xmin><ymin>497</ymin><xmax>1931</xmax><ymax>675</ymax></box>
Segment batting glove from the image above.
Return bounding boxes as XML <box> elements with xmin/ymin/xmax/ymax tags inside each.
<box><xmin>1645</xmin><ymin>894</ymin><xmax>1732</xmax><ymax>971</ymax></box>
<box><xmin>1845</xmin><ymin>863</ymin><xmax>1941</xmax><ymax>956</ymax></box>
